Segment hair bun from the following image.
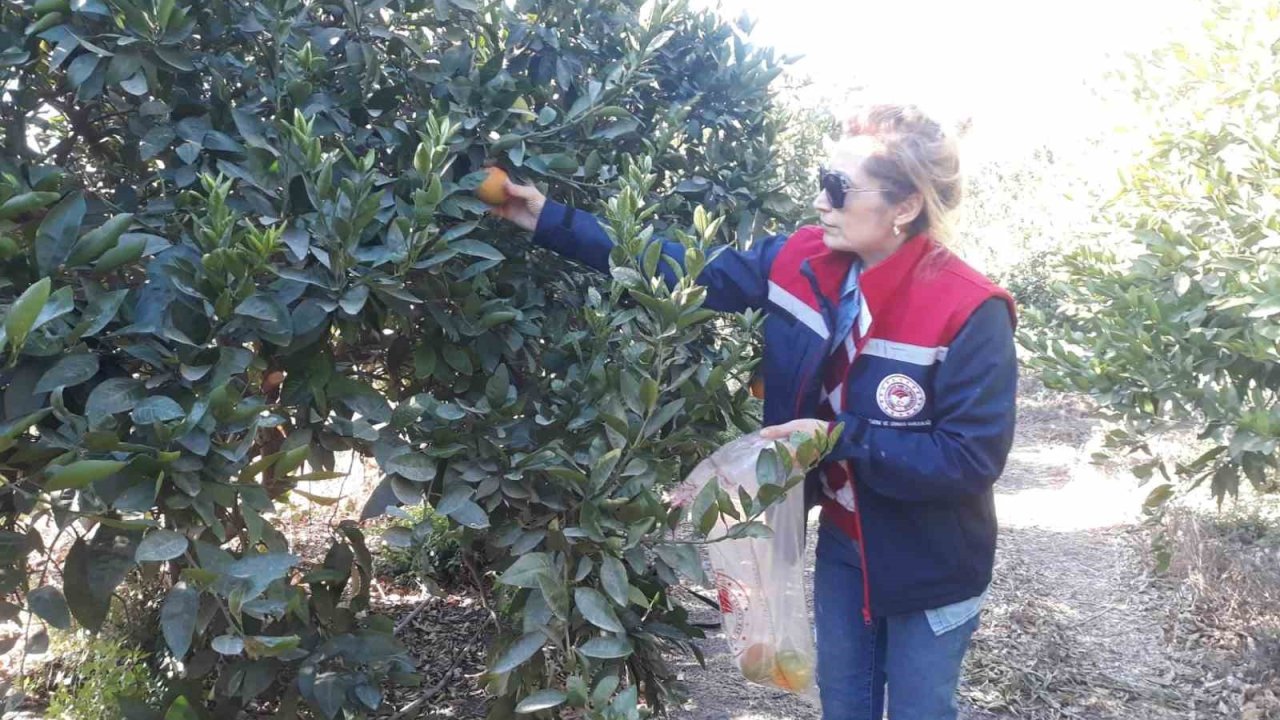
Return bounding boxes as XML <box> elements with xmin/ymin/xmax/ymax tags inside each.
<box><xmin>839</xmin><ymin>103</ymin><xmax>964</xmax><ymax>240</ymax></box>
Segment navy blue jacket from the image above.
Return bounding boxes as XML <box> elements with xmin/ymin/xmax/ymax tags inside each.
<box><xmin>532</xmin><ymin>200</ymin><xmax>1018</xmax><ymax>617</ymax></box>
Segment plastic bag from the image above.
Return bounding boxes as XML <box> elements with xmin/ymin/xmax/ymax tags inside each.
<box><xmin>674</xmin><ymin>431</ymin><xmax>817</xmax><ymax>699</ymax></box>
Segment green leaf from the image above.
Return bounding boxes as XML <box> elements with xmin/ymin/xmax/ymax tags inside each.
<box><xmin>0</xmin><ymin>191</ymin><xmax>60</xmax><ymax>220</ymax></box>
<box><xmin>329</xmin><ymin>377</ymin><xmax>392</xmax><ymax>423</ymax></box>
<box><xmin>35</xmin><ymin>191</ymin><xmax>86</xmax><ymax>275</ymax></box>
<box><xmin>756</xmin><ymin>448</ymin><xmax>783</xmax><ymax>487</ymax></box>
<box><xmin>212</xmin><ymin>634</ymin><xmax>244</xmax><ymax>655</ymax></box>
<box><xmin>574</xmin><ymin>587</ymin><xmax>623</xmax><ymax>632</ymax></box>
<box><xmin>76</xmin><ymin>289</ymin><xmax>129</xmax><ymax>338</ymax></box>
<box><xmin>85</xmin><ymin>377</ymin><xmax>145</xmax><ymax>424</ymax></box>
<box><xmin>540</xmin><ymin>153</ymin><xmax>579</xmax><ymax>173</ymax></box>
<box><xmin>46</xmin><ymin>459</ymin><xmax>126</xmax><ymax>491</ymax></box>
<box><xmin>30</xmin><ymin>285</ymin><xmax>74</xmax><ymax>332</ymax></box>
<box><xmin>492</xmin><ymin>631</ymin><xmax>546</xmax><ymax>674</ymax></box>
<box><xmin>537</xmin><ymin>572</ymin><xmax>570</xmax><ymax>621</ymax></box>
<box><xmin>387</xmin><ymin>452</ymin><xmax>437</xmax><ymax>482</ymax></box>
<box><xmin>434</xmin><ymin>402</ymin><xmax>466</xmax><ymax>421</ymax></box>
<box><xmin>63</xmin><ymin>534</ymin><xmax>133</xmax><ymax>631</ymax></box>
<box><xmin>578</xmin><ymin>636</ymin><xmax>632</xmax><ymax>659</ymax></box>
<box><xmin>161</xmin><ymin>583</ymin><xmax>199</xmax><ymax>658</ymax></box>
<box><xmin>68</xmin><ymin>213</ymin><xmax>134</xmax><ymax>266</ymax></box>
<box><xmin>485</xmin><ymin>364</ymin><xmax>510</xmax><ymax>406</ymax></box>
<box><xmin>132</xmin><ymin>396</ymin><xmax>186</xmax><ymax>424</ymax></box>
<box><xmin>382</xmin><ymin>526</ymin><xmax>413</xmax><ymax>548</ymax></box>
<box><xmin>590</xmin><ymin>448</ymin><xmax>623</xmax><ymax>488</ymax></box>
<box><xmin>120</xmin><ymin>71</ymin><xmax>147</xmax><ymax>95</ymax></box>
<box><xmin>591</xmin><ymin>673</ymin><xmax>620</xmax><ymax>706</ymax></box>
<box><xmin>691</xmin><ymin>479</ymin><xmax>720</xmax><ymax>536</ymax></box>
<box><xmin>566</xmin><ymin>675</ymin><xmax>590</xmax><ymax>707</ymax></box>
<box><xmin>451</xmin><ymin>238</ymin><xmax>505</xmax><ymax>261</ymax></box>
<box><xmin>498</xmin><ymin>552</ymin><xmax>553</xmax><ymax>588</ymax></box>
<box><xmin>354</xmin><ymin>684</ymin><xmax>382</xmax><ymax>710</ymax></box>
<box><xmin>1143</xmin><ymin>483</ymin><xmax>1175</xmax><ymax>509</ymax></box>
<box><xmin>313</xmin><ymin>672</ymin><xmax>349</xmax><ymax>719</ymax></box>
<box><xmin>600</xmin><ymin>555</ymin><xmax>629</xmax><ymax>607</ymax></box>
<box><xmin>4</xmin><ymin>277</ymin><xmax>51</xmax><ymax>354</ymax></box>
<box><xmin>656</xmin><ymin>543</ymin><xmax>706</xmax><ymax>585</ymax></box>
<box><xmin>1248</xmin><ymin>295</ymin><xmax>1280</xmax><ymax>318</ymax></box>
<box><xmin>154</xmin><ymin>47</ymin><xmax>194</xmax><ymax>71</ymax></box>
<box><xmin>435</xmin><ymin>485</ymin><xmax>472</xmax><ymax>515</ymax></box>
<box><xmin>91</xmin><ymin>234</ymin><xmax>146</xmax><ymax>272</ymax></box>
<box><xmin>244</xmin><ymin>634</ymin><xmax>301</xmax><ymax>658</ymax></box>
<box><xmin>228</xmin><ymin>553</ymin><xmax>300</xmax><ymax>582</ymax></box>
<box><xmin>235</xmin><ymin>294</ymin><xmax>285</xmax><ymax>322</ymax></box>
<box><xmin>67</xmin><ymin>52</ymin><xmax>100</xmax><ymax>87</ymax></box>
<box><xmin>164</xmin><ymin>696</ymin><xmax>200</xmax><ymax>720</ymax></box>
<box><xmin>726</xmin><ymin>521</ymin><xmax>772</xmax><ymax>539</ymax></box>
<box><xmin>447</xmin><ymin>499</ymin><xmax>489</xmax><ymax>529</ymax></box>
<box><xmin>642</xmin><ymin>398</ymin><xmax>685</xmax><ymax>438</ymax></box>
<box><xmin>136</xmin><ymin>529</ymin><xmax>189</xmax><ymax>562</ymax></box>
<box><xmin>716</xmin><ymin>485</ymin><xmax>740</xmax><ymax>520</ymax></box>
<box><xmin>590</xmin><ymin>118</ymin><xmax>640</xmax><ymax>140</ymax></box>
<box><xmin>28</xmin><ymin>586</ymin><xmax>71</xmax><ymax>630</ymax></box>
<box><xmin>34</xmin><ymin>354</ymin><xmax>99</xmax><ymax>393</ymax></box>
<box><xmin>516</xmin><ymin>689</ymin><xmax>567</xmax><ymax>714</ymax></box>
<box><xmin>756</xmin><ymin>483</ymin><xmax>784</xmax><ymax>506</ymax></box>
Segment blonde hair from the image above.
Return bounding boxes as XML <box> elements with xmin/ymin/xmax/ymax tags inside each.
<box><xmin>842</xmin><ymin>104</ymin><xmax>962</xmax><ymax>243</ymax></box>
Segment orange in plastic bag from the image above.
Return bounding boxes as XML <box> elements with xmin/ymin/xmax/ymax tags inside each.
<box><xmin>673</xmin><ymin>431</ymin><xmax>817</xmax><ymax>700</ymax></box>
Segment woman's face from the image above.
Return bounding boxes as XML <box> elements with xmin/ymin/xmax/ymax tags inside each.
<box><xmin>812</xmin><ymin>136</ymin><xmax>920</xmax><ymax>265</ymax></box>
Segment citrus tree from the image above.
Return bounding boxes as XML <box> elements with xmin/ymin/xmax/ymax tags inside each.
<box><xmin>0</xmin><ymin>0</ymin><xmax>824</xmax><ymax>716</ymax></box>
<box><xmin>1024</xmin><ymin>0</ymin><xmax>1280</xmax><ymax>505</ymax></box>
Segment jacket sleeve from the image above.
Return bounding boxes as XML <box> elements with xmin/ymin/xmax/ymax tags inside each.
<box><xmin>532</xmin><ymin>200</ymin><xmax>785</xmax><ymax>313</ymax></box>
<box><xmin>827</xmin><ymin>298</ymin><xmax>1018</xmax><ymax>502</ymax></box>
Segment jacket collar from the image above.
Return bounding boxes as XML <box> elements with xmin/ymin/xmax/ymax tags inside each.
<box><xmin>795</xmin><ymin>233</ymin><xmax>939</xmax><ymax>317</ymax></box>
<box><xmin>799</xmin><ymin>247</ymin><xmax>856</xmax><ymax>304</ymax></box>
<box><xmin>858</xmin><ymin>234</ymin><xmax>938</xmax><ymax>315</ymax></box>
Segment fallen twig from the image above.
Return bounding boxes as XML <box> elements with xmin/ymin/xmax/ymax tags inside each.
<box><xmin>394</xmin><ymin>595</ymin><xmax>435</xmax><ymax>635</ymax></box>
<box><xmin>388</xmin><ymin>638</ymin><xmax>477</xmax><ymax>720</ymax></box>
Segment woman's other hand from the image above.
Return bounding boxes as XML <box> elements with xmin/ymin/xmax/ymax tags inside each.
<box><xmin>760</xmin><ymin>418</ymin><xmax>829</xmax><ymax>444</ymax></box>
<box><xmin>490</xmin><ymin>179</ymin><xmax>546</xmax><ymax>232</ymax></box>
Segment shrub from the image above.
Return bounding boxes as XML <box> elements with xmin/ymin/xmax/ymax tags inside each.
<box><xmin>1024</xmin><ymin>0</ymin><xmax>1280</xmax><ymax>505</ymax></box>
<box><xmin>378</xmin><ymin>504</ymin><xmax>464</xmax><ymax>588</ymax></box>
<box><xmin>45</xmin><ymin>633</ymin><xmax>164</xmax><ymax>719</ymax></box>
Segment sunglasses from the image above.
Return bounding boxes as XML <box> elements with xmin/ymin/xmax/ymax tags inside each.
<box><xmin>819</xmin><ymin>166</ymin><xmax>885</xmax><ymax>209</ymax></box>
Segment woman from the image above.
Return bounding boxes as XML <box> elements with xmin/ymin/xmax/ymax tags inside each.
<box><xmin>491</xmin><ymin>104</ymin><xmax>1017</xmax><ymax>720</ymax></box>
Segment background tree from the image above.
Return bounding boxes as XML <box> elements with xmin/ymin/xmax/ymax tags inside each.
<box><xmin>1024</xmin><ymin>0</ymin><xmax>1280</xmax><ymax>507</ymax></box>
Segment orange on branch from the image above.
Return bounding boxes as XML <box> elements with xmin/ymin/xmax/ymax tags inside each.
<box><xmin>476</xmin><ymin>167</ymin><xmax>509</xmax><ymax>206</ymax></box>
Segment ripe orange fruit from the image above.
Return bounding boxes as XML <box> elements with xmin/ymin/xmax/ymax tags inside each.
<box><xmin>739</xmin><ymin>642</ymin><xmax>776</xmax><ymax>684</ymax></box>
<box><xmin>476</xmin><ymin>167</ymin><xmax>509</xmax><ymax>206</ymax></box>
<box><xmin>771</xmin><ymin>649</ymin><xmax>815</xmax><ymax>692</ymax></box>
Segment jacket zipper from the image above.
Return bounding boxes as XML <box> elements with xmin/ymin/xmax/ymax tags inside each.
<box><xmin>798</xmin><ymin>258</ymin><xmax>873</xmax><ymax>624</ymax></box>
<box><xmin>849</xmin><ymin>302</ymin><xmax>874</xmax><ymax>625</ymax></box>
<box><xmin>850</xmin><ymin>479</ymin><xmax>873</xmax><ymax>625</ymax></box>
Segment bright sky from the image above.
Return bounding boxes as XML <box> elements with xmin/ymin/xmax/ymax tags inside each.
<box><xmin>698</xmin><ymin>0</ymin><xmax>1205</xmax><ymax>161</ymax></box>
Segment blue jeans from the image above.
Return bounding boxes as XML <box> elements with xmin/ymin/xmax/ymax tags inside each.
<box><xmin>814</xmin><ymin>522</ymin><xmax>979</xmax><ymax>720</ymax></box>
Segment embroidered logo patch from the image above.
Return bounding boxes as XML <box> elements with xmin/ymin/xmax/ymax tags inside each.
<box><xmin>876</xmin><ymin>374</ymin><xmax>926</xmax><ymax>419</ymax></box>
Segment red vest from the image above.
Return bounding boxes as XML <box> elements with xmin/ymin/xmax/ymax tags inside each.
<box><xmin>766</xmin><ymin>227</ymin><xmax>1015</xmax><ymax>541</ymax></box>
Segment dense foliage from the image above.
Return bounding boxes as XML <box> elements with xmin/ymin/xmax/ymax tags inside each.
<box><xmin>1025</xmin><ymin>0</ymin><xmax>1280</xmax><ymax>505</ymax></box>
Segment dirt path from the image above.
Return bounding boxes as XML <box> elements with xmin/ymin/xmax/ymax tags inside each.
<box><xmin>673</xmin><ymin>381</ymin><xmax>1201</xmax><ymax>720</ymax></box>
